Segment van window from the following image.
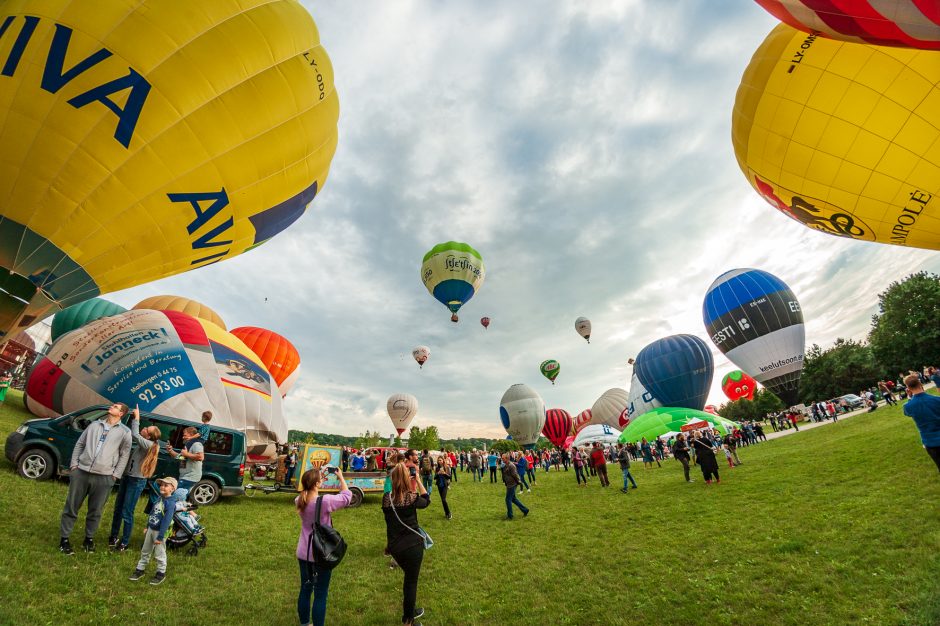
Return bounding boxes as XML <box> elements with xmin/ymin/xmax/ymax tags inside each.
<box><xmin>143</xmin><ymin>420</ymin><xmax>185</xmax><ymax>447</ymax></box>
<box><xmin>70</xmin><ymin>409</ymin><xmax>109</xmax><ymax>432</ymax></box>
<box><xmin>204</xmin><ymin>431</ymin><xmax>233</xmax><ymax>455</ymax></box>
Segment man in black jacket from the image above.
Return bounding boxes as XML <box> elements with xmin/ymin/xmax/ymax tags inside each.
<box><xmin>500</xmin><ymin>453</ymin><xmax>529</xmax><ymax>520</ymax></box>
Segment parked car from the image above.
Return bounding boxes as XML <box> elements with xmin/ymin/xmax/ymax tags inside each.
<box><xmin>835</xmin><ymin>394</ymin><xmax>865</xmax><ymax>410</ymax></box>
<box><xmin>5</xmin><ymin>404</ymin><xmax>246</xmax><ymax>505</ymax></box>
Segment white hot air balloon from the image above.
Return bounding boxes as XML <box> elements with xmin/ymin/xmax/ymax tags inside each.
<box><xmin>590</xmin><ymin>388</ymin><xmax>630</xmax><ymax>430</ymax></box>
<box><xmin>572</xmin><ymin>423</ymin><xmax>621</xmax><ymax>447</ymax></box>
<box><xmin>387</xmin><ymin>393</ymin><xmax>418</xmax><ymax>435</ymax></box>
<box><xmin>412</xmin><ymin>346</ymin><xmax>430</xmax><ymax>369</ymax></box>
<box><xmin>575</xmin><ymin>317</ymin><xmax>592</xmax><ymax>343</ymax></box>
<box><xmin>499</xmin><ymin>384</ymin><xmax>546</xmax><ymax>449</ymax></box>
<box><xmin>626</xmin><ymin>372</ymin><xmax>663</xmax><ymax>423</ymax></box>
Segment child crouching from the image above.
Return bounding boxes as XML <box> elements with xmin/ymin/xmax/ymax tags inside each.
<box><xmin>129</xmin><ymin>476</ymin><xmax>179</xmax><ymax>585</ymax></box>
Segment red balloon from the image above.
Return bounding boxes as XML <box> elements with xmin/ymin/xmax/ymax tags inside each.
<box><xmin>704</xmin><ymin>405</ymin><xmax>719</xmax><ymax>415</ymax></box>
<box><xmin>480</xmin><ymin>317</ymin><xmax>490</xmax><ymax>329</ymax></box>
<box><xmin>542</xmin><ymin>408</ymin><xmax>572</xmax><ymax>448</ymax></box>
<box><xmin>572</xmin><ymin>409</ymin><xmax>592</xmax><ymax>434</ymax></box>
<box><xmin>721</xmin><ymin>370</ymin><xmax>757</xmax><ymax>402</ymax></box>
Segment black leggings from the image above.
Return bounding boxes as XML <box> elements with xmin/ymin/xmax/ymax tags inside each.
<box><xmin>926</xmin><ymin>446</ymin><xmax>940</xmax><ymax>473</ymax></box>
<box><xmin>391</xmin><ymin>544</ymin><xmax>424</xmax><ymax>623</ymax></box>
<box><xmin>701</xmin><ymin>465</ymin><xmax>720</xmax><ymax>482</ymax></box>
<box><xmin>438</xmin><ymin>483</ymin><xmax>450</xmax><ymax>517</ymax></box>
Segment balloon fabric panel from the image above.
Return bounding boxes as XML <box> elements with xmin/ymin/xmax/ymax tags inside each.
<box><xmin>50</xmin><ymin>298</ymin><xmax>127</xmax><ymax>342</ymax></box>
<box><xmin>634</xmin><ymin>335</ymin><xmax>714</xmax><ymax>410</ymax></box>
<box><xmin>134</xmin><ymin>296</ymin><xmax>226</xmax><ymax>330</ymax></box>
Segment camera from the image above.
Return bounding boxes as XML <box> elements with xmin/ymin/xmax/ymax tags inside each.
<box><xmin>409</xmin><ymin>467</ymin><xmax>417</xmax><ymax>477</ymax></box>
<box><xmin>326</xmin><ymin>466</ymin><xmax>338</xmax><ymax>474</ymax></box>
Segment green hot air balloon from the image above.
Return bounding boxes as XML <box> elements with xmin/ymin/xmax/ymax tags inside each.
<box><xmin>540</xmin><ymin>359</ymin><xmax>560</xmax><ymax>385</ymax></box>
<box><xmin>618</xmin><ymin>407</ymin><xmax>738</xmax><ymax>443</ymax></box>
<box><xmin>50</xmin><ymin>298</ymin><xmax>127</xmax><ymax>342</ymax></box>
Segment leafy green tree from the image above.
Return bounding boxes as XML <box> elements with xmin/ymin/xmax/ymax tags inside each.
<box><xmin>800</xmin><ymin>338</ymin><xmax>880</xmax><ymax>402</ymax></box>
<box><xmin>489</xmin><ymin>440</ymin><xmax>520</xmax><ymax>453</ymax></box>
<box><xmin>869</xmin><ymin>272</ymin><xmax>940</xmax><ymax>376</ymax></box>
<box><xmin>423</xmin><ymin>425</ymin><xmax>441</xmax><ymax>451</ymax></box>
<box><xmin>718</xmin><ymin>389</ymin><xmax>783</xmax><ymax>421</ymax></box>
<box><xmin>407</xmin><ymin>426</ymin><xmax>425</xmax><ymax>451</ymax></box>
<box><xmin>393</xmin><ymin>436</ymin><xmax>402</xmax><ymax>447</ymax></box>
<box><xmin>354</xmin><ymin>430</ymin><xmax>382</xmax><ymax>450</ymax></box>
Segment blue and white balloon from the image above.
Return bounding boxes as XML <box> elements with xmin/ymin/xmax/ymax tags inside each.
<box><xmin>499</xmin><ymin>383</ymin><xmax>545</xmax><ymax>449</ymax></box>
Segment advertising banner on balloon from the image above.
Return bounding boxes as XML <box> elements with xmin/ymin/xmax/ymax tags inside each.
<box><xmin>626</xmin><ymin>373</ymin><xmax>662</xmax><ymax>422</ymax></box>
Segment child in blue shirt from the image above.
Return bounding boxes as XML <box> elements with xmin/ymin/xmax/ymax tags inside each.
<box><xmin>130</xmin><ymin>476</ymin><xmax>179</xmax><ymax>585</ymax></box>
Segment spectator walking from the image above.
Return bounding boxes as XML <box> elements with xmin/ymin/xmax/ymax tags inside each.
<box><xmin>500</xmin><ymin>453</ymin><xmax>529</xmax><ymax>520</ymax></box>
<box><xmin>902</xmin><ymin>374</ymin><xmax>940</xmax><ymax>473</ymax></box>
<box><xmin>487</xmin><ymin>451</ymin><xmax>499</xmax><ymax>483</ymax></box>
<box><xmin>590</xmin><ymin>443</ymin><xmax>610</xmax><ymax>487</ymax></box>
<box><xmin>434</xmin><ymin>456</ymin><xmax>452</xmax><ymax>520</ymax></box>
<box><xmin>672</xmin><ymin>433</ymin><xmax>693</xmax><ymax>483</ymax></box>
<box><xmin>691</xmin><ymin>431</ymin><xmax>720</xmax><ymax>485</ymax></box>
<box><xmin>572</xmin><ymin>447</ymin><xmax>587</xmax><ymax>486</ymax></box>
<box><xmin>616</xmin><ymin>443</ymin><xmax>638</xmax><ymax>492</ymax></box>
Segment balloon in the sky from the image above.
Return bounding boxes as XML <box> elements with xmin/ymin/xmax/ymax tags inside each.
<box><xmin>733</xmin><ymin>23</ymin><xmax>940</xmax><ymax>251</ymax></box>
<box><xmin>619</xmin><ymin>407</ymin><xmax>737</xmax><ymax>444</ymax></box>
<box><xmin>480</xmin><ymin>317</ymin><xmax>490</xmax><ymax>329</ymax></box>
<box><xmin>704</xmin><ymin>405</ymin><xmax>720</xmax><ymax>416</ymax></box>
<box><xmin>575</xmin><ymin>317</ymin><xmax>592</xmax><ymax>343</ymax></box>
<box><xmin>230</xmin><ymin>327</ymin><xmax>301</xmax><ymax>397</ymax></box>
<box><xmin>420</xmin><ymin>242</ymin><xmax>485</xmax><ymax>322</ymax></box>
<box><xmin>499</xmin><ymin>384</ymin><xmax>546</xmax><ymax>449</ymax></box>
<box><xmin>25</xmin><ymin>309</ymin><xmax>285</xmax><ymax>457</ymax></box>
<box><xmin>722</xmin><ymin>370</ymin><xmax>757</xmax><ymax>402</ymax></box>
<box><xmin>412</xmin><ymin>346</ymin><xmax>430</xmax><ymax>369</ymax></box>
<box><xmin>572</xmin><ymin>409</ymin><xmax>593</xmax><ymax>435</ymax></box>
<box><xmin>704</xmin><ymin>269</ymin><xmax>804</xmax><ymax>406</ymax></box>
<box><xmin>591</xmin><ymin>388</ymin><xmax>631</xmax><ymax>430</ymax></box>
<box><xmin>634</xmin><ymin>334</ymin><xmax>714</xmax><ymax>410</ymax></box>
<box><xmin>542</xmin><ymin>409</ymin><xmax>572</xmax><ymax>448</ymax></box>
<box><xmin>752</xmin><ymin>0</ymin><xmax>940</xmax><ymax>50</ymax></box>
<box><xmin>50</xmin><ymin>298</ymin><xmax>126</xmax><ymax>342</ymax></box>
<box><xmin>135</xmin><ymin>296</ymin><xmax>226</xmax><ymax>330</ymax></box>
<box><xmin>0</xmin><ymin>0</ymin><xmax>339</xmax><ymax>339</ymax></box>
<box><xmin>540</xmin><ymin>359</ymin><xmax>561</xmax><ymax>385</ymax></box>
<box><xmin>626</xmin><ymin>372</ymin><xmax>663</xmax><ymax>424</ymax></box>
<box><xmin>386</xmin><ymin>393</ymin><xmax>418</xmax><ymax>435</ymax></box>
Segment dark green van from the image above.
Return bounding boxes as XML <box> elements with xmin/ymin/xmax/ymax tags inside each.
<box><xmin>5</xmin><ymin>404</ymin><xmax>246</xmax><ymax>505</ymax></box>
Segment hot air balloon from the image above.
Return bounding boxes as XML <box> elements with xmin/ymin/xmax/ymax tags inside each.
<box><xmin>420</xmin><ymin>242</ymin><xmax>485</xmax><ymax>322</ymax></box>
<box><xmin>722</xmin><ymin>370</ymin><xmax>757</xmax><ymax>402</ymax></box>
<box><xmin>591</xmin><ymin>388</ymin><xmax>631</xmax><ymax>429</ymax></box>
<box><xmin>0</xmin><ymin>0</ymin><xmax>340</xmax><ymax>339</ymax></box>
<box><xmin>704</xmin><ymin>405</ymin><xmax>720</xmax><ymax>416</ymax></box>
<box><xmin>733</xmin><ymin>23</ymin><xmax>940</xmax><ymax>251</ymax></box>
<box><xmin>230</xmin><ymin>327</ymin><xmax>301</xmax><ymax>397</ymax></box>
<box><xmin>542</xmin><ymin>409</ymin><xmax>572</xmax><ymax>448</ymax></box>
<box><xmin>386</xmin><ymin>393</ymin><xmax>418</xmax><ymax>435</ymax></box>
<box><xmin>540</xmin><ymin>359</ymin><xmax>560</xmax><ymax>385</ymax></box>
<box><xmin>480</xmin><ymin>317</ymin><xmax>490</xmax><ymax>329</ymax></box>
<box><xmin>626</xmin><ymin>372</ymin><xmax>663</xmax><ymax>423</ymax></box>
<box><xmin>50</xmin><ymin>298</ymin><xmax>126</xmax><ymax>342</ymax></box>
<box><xmin>412</xmin><ymin>346</ymin><xmax>430</xmax><ymax>369</ymax></box>
<box><xmin>135</xmin><ymin>296</ymin><xmax>226</xmax><ymax>330</ymax></box>
<box><xmin>572</xmin><ymin>409</ymin><xmax>593</xmax><ymax>435</ymax></box>
<box><xmin>563</xmin><ymin>435</ymin><xmax>575</xmax><ymax>449</ymax></box>
<box><xmin>573</xmin><ymin>424</ymin><xmax>621</xmax><ymax>447</ymax></box>
<box><xmin>619</xmin><ymin>407</ymin><xmax>738</xmax><ymax>444</ymax></box>
<box><xmin>575</xmin><ymin>317</ymin><xmax>592</xmax><ymax>343</ymax></box>
<box><xmin>634</xmin><ymin>334</ymin><xmax>714</xmax><ymax>410</ymax></box>
<box><xmin>25</xmin><ymin>309</ymin><xmax>285</xmax><ymax>457</ymax></box>
<box><xmin>752</xmin><ymin>0</ymin><xmax>940</xmax><ymax>50</ymax></box>
<box><xmin>499</xmin><ymin>384</ymin><xmax>545</xmax><ymax>449</ymax></box>
<box><xmin>704</xmin><ymin>269</ymin><xmax>804</xmax><ymax>406</ymax></box>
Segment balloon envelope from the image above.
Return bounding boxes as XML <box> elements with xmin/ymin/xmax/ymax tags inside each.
<box><xmin>575</xmin><ymin>317</ymin><xmax>592</xmax><ymax>343</ymax></box>
<box><xmin>230</xmin><ymin>327</ymin><xmax>301</xmax><ymax>397</ymax></box>
<box><xmin>480</xmin><ymin>317</ymin><xmax>490</xmax><ymax>329</ymax></box>
<box><xmin>752</xmin><ymin>0</ymin><xmax>940</xmax><ymax>50</ymax></box>
<box><xmin>634</xmin><ymin>334</ymin><xmax>714</xmax><ymax>410</ymax></box>
<box><xmin>0</xmin><ymin>0</ymin><xmax>339</xmax><ymax>338</ymax></box>
<box><xmin>703</xmin><ymin>269</ymin><xmax>804</xmax><ymax>406</ymax></box>
<box><xmin>572</xmin><ymin>409</ymin><xmax>593</xmax><ymax>435</ymax></box>
<box><xmin>542</xmin><ymin>409</ymin><xmax>572</xmax><ymax>448</ymax></box>
<box><xmin>420</xmin><ymin>242</ymin><xmax>485</xmax><ymax>318</ymax></box>
<box><xmin>704</xmin><ymin>405</ymin><xmax>719</xmax><ymax>415</ymax></box>
<box><xmin>591</xmin><ymin>388</ymin><xmax>630</xmax><ymax>430</ymax></box>
<box><xmin>573</xmin><ymin>424</ymin><xmax>621</xmax><ymax>447</ymax></box>
<box><xmin>135</xmin><ymin>296</ymin><xmax>226</xmax><ymax>330</ymax></box>
<box><xmin>386</xmin><ymin>393</ymin><xmax>418</xmax><ymax>435</ymax></box>
<box><xmin>26</xmin><ymin>309</ymin><xmax>285</xmax><ymax>457</ymax></box>
<box><xmin>733</xmin><ymin>23</ymin><xmax>940</xmax><ymax>250</ymax></box>
<box><xmin>50</xmin><ymin>298</ymin><xmax>126</xmax><ymax>343</ymax></box>
<box><xmin>722</xmin><ymin>370</ymin><xmax>757</xmax><ymax>402</ymax></box>
<box><xmin>499</xmin><ymin>384</ymin><xmax>545</xmax><ymax>449</ymax></box>
<box><xmin>412</xmin><ymin>346</ymin><xmax>430</xmax><ymax>368</ymax></box>
<box><xmin>540</xmin><ymin>359</ymin><xmax>560</xmax><ymax>384</ymax></box>
<box><xmin>619</xmin><ymin>407</ymin><xmax>737</xmax><ymax>443</ymax></box>
<box><xmin>626</xmin><ymin>372</ymin><xmax>663</xmax><ymax>424</ymax></box>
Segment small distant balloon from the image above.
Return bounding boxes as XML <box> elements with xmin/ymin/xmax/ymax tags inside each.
<box><xmin>575</xmin><ymin>317</ymin><xmax>592</xmax><ymax>343</ymax></box>
<box><xmin>540</xmin><ymin>359</ymin><xmax>561</xmax><ymax>385</ymax></box>
<box><xmin>412</xmin><ymin>346</ymin><xmax>430</xmax><ymax>369</ymax></box>
<box><xmin>481</xmin><ymin>317</ymin><xmax>490</xmax><ymax>329</ymax></box>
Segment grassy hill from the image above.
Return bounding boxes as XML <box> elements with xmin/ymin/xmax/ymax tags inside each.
<box><xmin>0</xmin><ymin>390</ymin><xmax>937</xmax><ymax>625</ymax></box>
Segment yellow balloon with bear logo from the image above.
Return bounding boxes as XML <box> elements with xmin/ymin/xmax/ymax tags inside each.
<box><xmin>0</xmin><ymin>0</ymin><xmax>339</xmax><ymax>336</ymax></box>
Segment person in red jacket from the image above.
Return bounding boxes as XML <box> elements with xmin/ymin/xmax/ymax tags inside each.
<box><xmin>589</xmin><ymin>443</ymin><xmax>609</xmax><ymax>488</ymax></box>
<box><xmin>446</xmin><ymin>449</ymin><xmax>458</xmax><ymax>483</ymax></box>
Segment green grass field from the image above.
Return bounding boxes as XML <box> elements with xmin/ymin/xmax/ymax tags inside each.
<box><xmin>0</xmin><ymin>390</ymin><xmax>938</xmax><ymax>625</ymax></box>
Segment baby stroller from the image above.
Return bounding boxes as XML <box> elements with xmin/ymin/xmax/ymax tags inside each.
<box><xmin>166</xmin><ymin>501</ymin><xmax>208</xmax><ymax>556</ymax></box>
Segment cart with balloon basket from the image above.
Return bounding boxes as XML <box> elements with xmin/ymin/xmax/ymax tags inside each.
<box><xmin>243</xmin><ymin>444</ymin><xmax>384</xmax><ymax>507</ymax></box>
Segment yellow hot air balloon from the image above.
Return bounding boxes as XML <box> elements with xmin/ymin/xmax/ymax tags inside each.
<box><xmin>732</xmin><ymin>24</ymin><xmax>939</xmax><ymax>250</ymax></box>
<box><xmin>134</xmin><ymin>295</ymin><xmax>226</xmax><ymax>330</ymax></box>
<box><xmin>0</xmin><ymin>0</ymin><xmax>339</xmax><ymax>337</ymax></box>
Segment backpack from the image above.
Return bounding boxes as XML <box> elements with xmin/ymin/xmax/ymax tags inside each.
<box><xmin>307</xmin><ymin>496</ymin><xmax>347</xmax><ymax>570</ymax></box>
<box><xmin>420</xmin><ymin>455</ymin><xmax>432</xmax><ymax>475</ymax></box>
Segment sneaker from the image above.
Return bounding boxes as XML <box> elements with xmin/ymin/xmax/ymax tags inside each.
<box><xmin>59</xmin><ymin>538</ymin><xmax>74</xmax><ymax>555</ymax></box>
<box><xmin>523</xmin><ymin>509</ymin><xmax>529</xmax><ymax>517</ymax></box>
<box><xmin>631</xmin><ymin>485</ymin><xmax>638</xmax><ymax>489</ymax></box>
<box><xmin>128</xmin><ymin>569</ymin><xmax>145</xmax><ymax>581</ymax></box>
<box><xmin>414</xmin><ymin>607</ymin><xmax>425</xmax><ymax>619</ymax></box>
<box><xmin>113</xmin><ymin>543</ymin><xmax>128</xmax><ymax>552</ymax></box>
<box><xmin>149</xmin><ymin>572</ymin><xmax>166</xmax><ymax>585</ymax></box>
<box><xmin>620</xmin><ymin>488</ymin><xmax>628</xmax><ymax>493</ymax></box>
<box><xmin>82</xmin><ymin>538</ymin><xmax>95</xmax><ymax>553</ymax></box>
<box><xmin>107</xmin><ymin>535</ymin><xmax>119</xmax><ymax>547</ymax></box>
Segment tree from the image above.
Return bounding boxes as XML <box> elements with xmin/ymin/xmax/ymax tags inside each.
<box><xmin>800</xmin><ymin>338</ymin><xmax>880</xmax><ymax>402</ymax></box>
<box><xmin>719</xmin><ymin>389</ymin><xmax>783</xmax><ymax>421</ymax></box>
<box><xmin>393</xmin><ymin>436</ymin><xmax>402</xmax><ymax>447</ymax></box>
<box><xmin>489</xmin><ymin>440</ymin><xmax>520</xmax><ymax>453</ymax></box>
<box><xmin>407</xmin><ymin>426</ymin><xmax>425</xmax><ymax>451</ymax></box>
<box><xmin>869</xmin><ymin>272</ymin><xmax>940</xmax><ymax>376</ymax></box>
<box><xmin>354</xmin><ymin>429</ymin><xmax>382</xmax><ymax>450</ymax></box>
<box><xmin>423</xmin><ymin>425</ymin><xmax>441</xmax><ymax>451</ymax></box>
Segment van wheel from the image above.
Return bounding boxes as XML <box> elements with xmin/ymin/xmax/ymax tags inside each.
<box><xmin>190</xmin><ymin>480</ymin><xmax>220</xmax><ymax>506</ymax></box>
<box><xmin>18</xmin><ymin>449</ymin><xmax>55</xmax><ymax>480</ymax></box>
<box><xmin>349</xmin><ymin>487</ymin><xmax>364</xmax><ymax>507</ymax></box>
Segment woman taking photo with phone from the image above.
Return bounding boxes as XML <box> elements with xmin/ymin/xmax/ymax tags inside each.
<box><xmin>295</xmin><ymin>466</ymin><xmax>351</xmax><ymax>626</ymax></box>
<box><xmin>383</xmin><ymin>463</ymin><xmax>430</xmax><ymax>625</ymax></box>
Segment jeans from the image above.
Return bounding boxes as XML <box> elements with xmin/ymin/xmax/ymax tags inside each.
<box><xmin>596</xmin><ymin>464</ymin><xmax>609</xmax><ymax>487</ymax></box>
<box><xmin>489</xmin><ymin>467</ymin><xmax>497</xmax><ymax>483</ymax></box>
<box><xmin>527</xmin><ymin>468</ymin><xmax>535</xmax><ymax>483</ymax></box>
<box><xmin>519</xmin><ymin>472</ymin><xmax>530</xmax><ymax>490</ymax></box>
<box><xmin>60</xmin><ymin>469</ymin><xmax>114</xmax><ymax>540</ymax></box>
<box><xmin>109</xmin><ymin>476</ymin><xmax>146</xmax><ymax>545</ymax></box>
<box><xmin>391</xmin><ymin>543</ymin><xmax>424</xmax><ymax>623</ymax></box>
<box><xmin>621</xmin><ymin>468</ymin><xmax>638</xmax><ymax>489</ymax></box>
<box><xmin>575</xmin><ymin>465</ymin><xmax>586</xmax><ymax>484</ymax></box>
<box><xmin>505</xmin><ymin>485</ymin><xmax>529</xmax><ymax>518</ymax></box>
<box><xmin>421</xmin><ymin>474</ymin><xmax>433</xmax><ymax>495</ymax></box>
<box><xmin>298</xmin><ymin>559</ymin><xmax>333</xmax><ymax>626</ymax></box>
<box><xmin>285</xmin><ymin>465</ymin><xmax>296</xmax><ymax>486</ymax></box>
<box><xmin>450</xmin><ymin>467</ymin><xmax>457</xmax><ymax>482</ymax></box>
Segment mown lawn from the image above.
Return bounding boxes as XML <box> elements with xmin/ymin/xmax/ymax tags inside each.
<box><xmin>0</xmin><ymin>389</ymin><xmax>937</xmax><ymax>625</ymax></box>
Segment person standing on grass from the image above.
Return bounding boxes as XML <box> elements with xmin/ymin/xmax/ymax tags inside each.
<box><xmin>434</xmin><ymin>456</ymin><xmax>452</xmax><ymax>520</ymax></box>
<box><xmin>294</xmin><ymin>466</ymin><xmax>351</xmax><ymax>626</ymax></box>
<box><xmin>59</xmin><ymin>402</ymin><xmax>132</xmax><ymax>555</ymax></box>
<box><xmin>166</xmin><ymin>426</ymin><xmax>204</xmax><ymax>495</ymax></box>
<box><xmin>723</xmin><ymin>432</ymin><xmax>741</xmax><ymax>466</ymax></box>
<box><xmin>590</xmin><ymin>443</ymin><xmax>610</xmax><ymax>487</ymax></box>
<box><xmin>515</xmin><ymin>452</ymin><xmax>532</xmax><ymax>492</ymax></box>
<box><xmin>525</xmin><ymin>450</ymin><xmax>537</xmax><ymax>485</ymax></box>
<box><xmin>500</xmin><ymin>453</ymin><xmax>529</xmax><ymax>519</ymax></box>
<box><xmin>640</xmin><ymin>437</ymin><xmax>660</xmax><ymax>469</ymax></box>
<box><xmin>672</xmin><ymin>433</ymin><xmax>694</xmax><ymax>483</ymax></box>
<box><xmin>108</xmin><ymin>407</ymin><xmax>161</xmax><ymax>551</ymax></box>
<box><xmin>487</xmin><ymin>451</ymin><xmax>499</xmax><ymax>483</ymax></box>
<box><xmin>447</xmin><ymin>449</ymin><xmax>458</xmax><ymax>483</ymax></box>
<box><xmin>902</xmin><ymin>374</ymin><xmax>940</xmax><ymax>473</ymax></box>
<box><xmin>128</xmin><ymin>476</ymin><xmax>179</xmax><ymax>585</ymax></box>
<box><xmin>419</xmin><ymin>450</ymin><xmax>434</xmax><ymax>495</ymax></box>
<box><xmin>383</xmin><ymin>463</ymin><xmax>430</xmax><ymax>626</ymax></box>
<box><xmin>691</xmin><ymin>431</ymin><xmax>720</xmax><ymax>485</ymax></box>
<box><xmin>285</xmin><ymin>446</ymin><xmax>299</xmax><ymax>487</ymax></box>
<box><xmin>573</xmin><ymin>447</ymin><xmax>587</xmax><ymax>486</ymax></box>
<box><xmin>617</xmin><ymin>443</ymin><xmax>638</xmax><ymax>492</ymax></box>
<box><xmin>469</xmin><ymin>449</ymin><xmax>481</xmax><ymax>482</ymax></box>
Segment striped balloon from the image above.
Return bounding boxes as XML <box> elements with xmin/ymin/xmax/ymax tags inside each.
<box><xmin>542</xmin><ymin>409</ymin><xmax>572</xmax><ymax>448</ymax></box>
<box><xmin>703</xmin><ymin>269</ymin><xmax>804</xmax><ymax>406</ymax></box>
<box><xmin>134</xmin><ymin>295</ymin><xmax>226</xmax><ymax>330</ymax></box>
<box><xmin>572</xmin><ymin>409</ymin><xmax>593</xmax><ymax>434</ymax></box>
<box><xmin>753</xmin><ymin>0</ymin><xmax>940</xmax><ymax>50</ymax></box>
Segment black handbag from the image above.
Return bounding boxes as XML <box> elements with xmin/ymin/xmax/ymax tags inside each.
<box><xmin>307</xmin><ymin>495</ymin><xmax>347</xmax><ymax>570</ymax></box>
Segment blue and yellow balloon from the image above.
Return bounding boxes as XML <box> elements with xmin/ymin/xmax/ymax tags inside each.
<box><xmin>420</xmin><ymin>242</ymin><xmax>485</xmax><ymax>322</ymax></box>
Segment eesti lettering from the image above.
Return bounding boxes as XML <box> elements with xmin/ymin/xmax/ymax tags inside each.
<box><xmin>889</xmin><ymin>190</ymin><xmax>932</xmax><ymax>246</ymax></box>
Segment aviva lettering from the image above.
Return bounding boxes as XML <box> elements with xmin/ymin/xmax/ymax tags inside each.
<box><xmin>0</xmin><ymin>14</ymin><xmax>152</xmax><ymax>148</ymax></box>
<box><xmin>167</xmin><ymin>189</ymin><xmax>235</xmax><ymax>267</ymax></box>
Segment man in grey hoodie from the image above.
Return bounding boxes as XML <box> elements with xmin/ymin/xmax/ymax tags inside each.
<box><xmin>59</xmin><ymin>403</ymin><xmax>132</xmax><ymax>555</ymax></box>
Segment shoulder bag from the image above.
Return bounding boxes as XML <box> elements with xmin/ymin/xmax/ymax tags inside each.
<box><xmin>307</xmin><ymin>495</ymin><xmax>347</xmax><ymax>569</ymax></box>
<box><xmin>389</xmin><ymin>495</ymin><xmax>433</xmax><ymax>550</ymax></box>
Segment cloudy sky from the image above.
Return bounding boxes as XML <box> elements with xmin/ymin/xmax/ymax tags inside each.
<box><xmin>106</xmin><ymin>1</ymin><xmax>940</xmax><ymax>439</ymax></box>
